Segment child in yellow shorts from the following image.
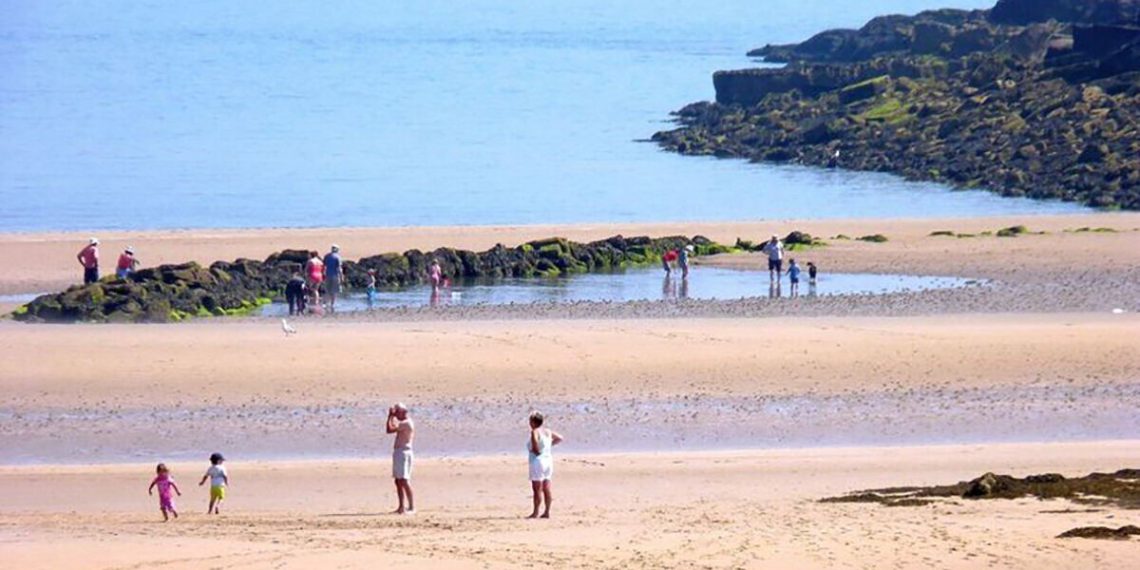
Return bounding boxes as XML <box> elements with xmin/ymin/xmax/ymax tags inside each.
<box><xmin>198</xmin><ymin>452</ymin><xmax>229</xmax><ymax>514</ymax></box>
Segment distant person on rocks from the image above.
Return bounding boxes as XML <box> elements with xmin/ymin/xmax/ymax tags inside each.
<box><xmin>527</xmin><ymin>411</ymin><xmax>563</xmax><ymax>519</ymax></box>
<box><xmin>306</xmin><ymin>251</ymin><xmax>324</xmax><ymax>306</ymax></box>
<box><xmin>679</xmin><ymin>245</ymin><xmax>693</xmax><ymax>280</ymax></box>
<box><xmin>429</xmin><ymin>259</ymin><xmax>443</xmax><ymax>293</ymax></box>
<box><xmin>366</xmin><ymin>269</ymin><xmax>377</xmax><ymax>309</ymax></box>
<box><xmin>198</xmin><ymin>452</ymin><xmax>228</xmax><ymax>515</ymax></box>
<box><xmin>116</xmin><ymin>247</ymin><xmax>140</xmax><ymax>279</ymax></box>
<box><xmin>147</xmin><ymin>463</ymin><xmax>182</xmax><ymax>522</ymax></box>
<box><xmin>285</xmin><ymin>273</ymin><xmax>307</xmax><ymax>316</ymax></box>
<box><xmin>77</xmin><ymin>238</ymin><xmax>100</xmax><ymax>284</ymax></box>
<box><xmin>761</xmin><ymin>234</ymin><xmax>784</xmax><ymax>284</ymax></box>
<box><xmin>786</xmin><ymin>258</ymin><xmax>802</xmax><ymax>298</ymax></box>
<box><xmin>323</xmin><ymin>245</ymin><xmax>344</xmax><ymax>312</ymax></box>
<box><xmin>386</xmin><ymin>403</ymin><xmax>415</xmax><ymax>514</ymax></box>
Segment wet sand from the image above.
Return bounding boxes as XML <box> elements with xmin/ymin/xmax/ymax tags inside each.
<box><xmin>1</xmin><ymin>314</ymin><xmax>1138</xmax><ymax>464</ymax></box>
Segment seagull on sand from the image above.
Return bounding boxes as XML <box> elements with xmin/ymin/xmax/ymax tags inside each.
<box><xmin>281</xmin><ymin>318</ymin><xmax>297</xmax><ymax>336</ymax></box>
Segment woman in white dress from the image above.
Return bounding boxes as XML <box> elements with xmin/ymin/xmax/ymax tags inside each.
<box><xmin>527</xmin><ymin>411</ymin><xmax>564</xmax><ymax>519</ymax></box>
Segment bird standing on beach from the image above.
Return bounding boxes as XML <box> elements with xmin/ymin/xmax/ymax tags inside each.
<box><xmin>281</xmin><ymin>318</ymin><xmax>297</xmax><ymax>336</ymax></box>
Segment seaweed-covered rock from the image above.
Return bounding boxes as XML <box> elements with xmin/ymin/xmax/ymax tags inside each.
<box><xmin>14</xmin><ymin>235</ymin><xmax>731</xmax><ymax>323</ymax></box>
<box><xmin>654</xmin><ymin>0</ymin><xmax>1140</xmax><ymax>210</ymax></box>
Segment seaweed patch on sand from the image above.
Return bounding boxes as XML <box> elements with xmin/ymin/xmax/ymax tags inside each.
<box><xmin>821</xmin><ymin>468</ymin><xmax>1140</xmax><ymax>509</ymax></box>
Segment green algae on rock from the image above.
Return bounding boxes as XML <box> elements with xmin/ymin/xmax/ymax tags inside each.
<box><xmin>15</xmin><ymin>235</ymin><xmax>724</xmax><ymax>323</ymax></box>
<box><xmin>653</xmin><ymin>0</ymin><xmax>1140</xmax><ymax>210</ymax></box>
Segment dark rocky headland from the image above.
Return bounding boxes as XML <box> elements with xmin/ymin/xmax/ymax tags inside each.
<box><xmin>13</xmin><ymin>235</ymin><xmax>727</xmax><ymax>323</ymax></box>
<box><xmin>651</xmin><ymin>0</ymin><xmax>1140</xmax><ymax>210</ymax></box>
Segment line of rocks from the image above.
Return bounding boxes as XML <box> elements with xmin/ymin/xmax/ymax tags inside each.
<box><xmin>13</xmin><ymin>235</ymin><xmax>723</xmax><ymax>323</ymax></box>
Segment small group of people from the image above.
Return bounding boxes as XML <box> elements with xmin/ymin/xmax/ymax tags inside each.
<box><xmin>76</xmin><ymin>238</ymin><xmax>140</xmax><ymax>284</ymax></box>
<box><xmin>285</xmin><ymin>245</ymin><xmax>346</xmax><ymax>315</ymax></box>
<box><xmin>146</xmin><ymin>408</ymin><xmax>563</xmax><ymax>520</ymax></box>
<box><xmin>760</xmin><ymin>234</ymin><xmax>818</xmax><ymax>298</ymax></box>
<box><xmin>661</xmin><ymin>245</ymin><xmax>693</xmax><ymax>279</ymax></box>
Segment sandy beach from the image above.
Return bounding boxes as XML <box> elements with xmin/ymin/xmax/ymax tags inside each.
<box><xmin>2</xmin><ymin>443</ymin><xmax>1138</xmax><ymax>569</ymax></box>
<box><xmin>1</xmin><ymin>214</ymin><xmax>1138</xmax><ymax>568</ymax></box>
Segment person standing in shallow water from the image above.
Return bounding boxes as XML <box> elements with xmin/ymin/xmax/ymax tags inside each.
<box><xmin>305</xmin><ymin>251</ymin><xmax>324</xmax><ymax>308</ymax></box>
<box><xmin>786</xmin><ymin>258</ymin><xmax>802</xmax><ymax>298</ymax></box>
<box><xmin>322</xmin><ymin>244</ymin><xmax>344</xmax><ymax>312</ymax></box>
<box><xmin>386</xmin><ymin>403</ymin><xmax>415</xmax><ymax>514</ymax></box>
<box><xmin>761</xmin><ymin>234</ymin><xmax>784</xmax><ymax>285</ymax></box>
<box><xmin>429</xmin><ymin>259</ymin><xmax>443</xmax><ymax>293</ymax></box>
<box><xmin>77</xmin><ymin>238</ymin><xmax>100</xmax><ymax>284</ymax></box>
<box><xmin>679</xmin><ymin>245</ymin><xmax>692</xmax><ymax>280</ymax></box>
<box><xmin>527</xmin><ymin>411</ymin><xmax>564</xmax><ymax>519</ymax></box>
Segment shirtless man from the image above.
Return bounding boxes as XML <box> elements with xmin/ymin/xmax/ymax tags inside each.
<box><xmin>386</xmin><ymin>403</ymin><xmax>415</xmax><ymax>514</ymax></box>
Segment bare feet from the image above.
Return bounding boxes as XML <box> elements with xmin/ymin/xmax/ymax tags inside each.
<box><xmin>540</xmin><ymin>513</ymin><xmax>550</xmax><ymax>519</ymax></box>
<box><xmin>393</xmin><ymin>508</ymin><xmax>405</xmax><ymax>515</ymax></box>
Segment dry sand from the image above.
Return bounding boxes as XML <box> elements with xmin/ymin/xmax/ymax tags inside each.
<box><xmin>1</xmin><ymin>214</ymin><xmax>1138</xmax><ymax>567</ymax></box>
<box><xmin>1</xmin><ymin>442</ymin><xmax>1138</xmax><ymax>569</ymax></box>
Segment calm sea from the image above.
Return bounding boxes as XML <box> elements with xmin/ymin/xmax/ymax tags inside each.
<box><xmin>0</xmin><ymin>0</ymin><xmax>1084</xmax><ymax>232</ymax></box>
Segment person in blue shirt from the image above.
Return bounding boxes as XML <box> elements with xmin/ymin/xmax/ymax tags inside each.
<box><xmin>786</xmin><ymin>258</ymin><xmax>802</xmax><ymax>298</ymax></box>
<box><xmin>323</xmin><ymin>245</ymin><xmax>345</xmax><ymax>312</ymax></box>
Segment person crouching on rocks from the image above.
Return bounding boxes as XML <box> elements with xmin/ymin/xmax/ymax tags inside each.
<box><xmin>285</xmin><ymin>273</ymin><xmax>307</xmax><ymax>316</ymax></box>
<box><xmin>116</xmin><ymin>247</ymin><xmax>140</xmax><ymax>279</ymax></box>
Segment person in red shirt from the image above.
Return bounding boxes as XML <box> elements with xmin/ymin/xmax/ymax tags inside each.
<box><xmin>116</xmin><ymin>247</ymin><xmax>140</xmax><ymax>279</ymax></box>
<box><xmin>77</xmin><ymin>238</ymin><xmax>100</xmax><ymax>284</ymax></box>
<box><xmin>661</xmin><ymin>249</ymin><xmax>678</xmax><ymax>275</ymax></box>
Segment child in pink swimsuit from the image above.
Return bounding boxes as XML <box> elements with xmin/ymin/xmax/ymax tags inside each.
<box><xmin>148</xmin><ymin>463</ymin><xmax>182</xmax><ymax>521</ymax></box>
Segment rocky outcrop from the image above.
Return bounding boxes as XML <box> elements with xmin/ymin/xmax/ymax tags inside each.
<box><xmin>990</xmin><ymin>0</ymin><xmax>1140</xmax><ymax>26</ymax></box>
<box><xmin>14</xmin><ymin>235</ymin><xmax>724</xmax><ymax>323</ymax></box>
<box><xmin>654</xmin><ymin>0</ymin><xmax>1140</xmax><ymax>210</ymax></box>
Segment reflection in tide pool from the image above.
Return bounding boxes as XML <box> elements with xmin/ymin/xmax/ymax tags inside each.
<box><xmin>261</xmin><ymin>267</ymin><xmax>976</xmax><ymax>315</ymax></box>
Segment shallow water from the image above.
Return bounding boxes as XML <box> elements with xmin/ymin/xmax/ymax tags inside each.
<box><xmin>261</xmin><ymin>268</ymin><xmax>976</xmax><ymax>314</ymax></box>
<box><xmin>0</xmin><ymin>0</ymin><xmax>1088</xmax><ymax>232</ymax></box>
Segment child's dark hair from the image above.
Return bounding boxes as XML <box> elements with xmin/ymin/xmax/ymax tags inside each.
<box><xmin>209</xmin><ymin>452</ymin><xmax>224</xmax><ymax>464</ymax></box>
<box><xmin>529</xmin><ymin>411</ymin><xmax>544</xmax><ymax>427</ymax></box>
<box><xmin>156</xmin><ymin>462</ymin><xmax>168</xmax><ymax>474</ymax></box>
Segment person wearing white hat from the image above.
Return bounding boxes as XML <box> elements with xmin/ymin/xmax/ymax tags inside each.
<box><xmin>386</xmin><ymin>403</ymin><xmax>415</xmax><ymax>514</ymax></box>
<box><xmin>322</xmin><ymin>244</ymin><xmax>344</xmax><ymax>312</ymax></box>
<box><xmin>760</xmin><ymin>234</ymin><xmax>785</xmax><ymax>285</ymax></box>
<box><xmin>77</xmin><ymin>238</ymin><xmax>100</xmax><ymax>284</ymax></box>
<box><xmin>116</xmin><ymin>246</ymin><xmax>140</xmax><ymax>279</ymax></box>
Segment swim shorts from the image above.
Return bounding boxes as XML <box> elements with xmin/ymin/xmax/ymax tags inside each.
<box><xmin>210</xmin><ymin>485</ymin><xmax>226</xmax><ymax>501</ymax></box>
<box><xmin>393</xmin><ymin>448</ymin><xmax>413</xmax><ymax>480</ymax></box>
